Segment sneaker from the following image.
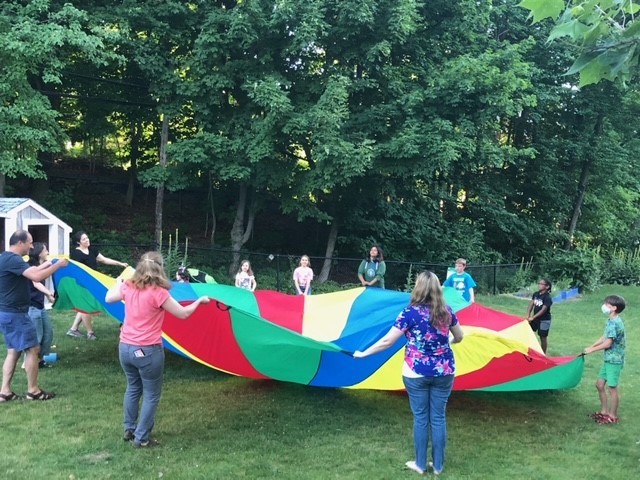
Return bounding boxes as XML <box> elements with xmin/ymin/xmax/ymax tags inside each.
<box><xmin>133</xmin><ymin>438</ymin><xmax>160</xmax><ymax>448</ymax></box>
<box><xmin>405</xmin><ymin>461</ymin><xmax>425</xmax><ymax>475</ymax></box>
<box><xmin>123</xmin><ymin>430</ymin><xmax>135</xmax><ymax>442</ymax></box>
<box><xmin>38</xmin><ymin>360</ymin><xmax>53</xmax><ymax>369</ymax></box>
<box><xmin>428</xmin><ymin>462</ymin><xmax>442</xmax><ymax>475</ymax></box>
<box><xmin>66</xmin><ymin>329</ymin><xmax>83</xmax><ymax>338</ymax></box>
<box><xmin>87</xmin><ymin>332</ymin><xmax>97</xmax><ymax>341</ymax></box>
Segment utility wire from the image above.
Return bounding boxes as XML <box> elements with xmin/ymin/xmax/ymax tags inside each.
<box><xmin>36</xmin><ymin>89</ymin><xmax>157</xmax><ymax>107</ymax></box>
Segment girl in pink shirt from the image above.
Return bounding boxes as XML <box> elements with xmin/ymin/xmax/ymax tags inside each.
<box><xmin>105</xmin><ymin>251</ymin><xmax>209</xmax><ymax>448</ymax></box>
<box><xmin>293</xmin><ymin>255</ymin><xmax>314</xmax><ymax>295</ymax></box>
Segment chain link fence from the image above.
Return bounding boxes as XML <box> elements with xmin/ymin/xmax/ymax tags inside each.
<box><xmin>94</xmin><ymin>243</ymin><xmax>535</xmax><ymax>295</ymax></box>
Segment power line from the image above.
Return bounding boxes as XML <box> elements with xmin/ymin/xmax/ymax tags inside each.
<box><xmin>36</xmin><ymin>89</ymin><xmax>157</xmax><ymax>107</ymax></box>
<box><xmin>62</xmin><ymin>71</ymin><xmax>149</xmax><ymax>89</ymax></box>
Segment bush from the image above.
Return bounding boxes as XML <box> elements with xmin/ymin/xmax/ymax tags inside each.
<box><xmin>602</xmin><ymin>247</ymin><xmax>640</xmax><ymax>285</ymax></box>
<box><xmin>541</xmin><ymin>247</ymin><xmax>603</xmax><ymax>292</ymax></box>
<box><xmin>503</xmin><ymin>258</ymin><xmax>535</xmax><ymax>293</ymax></box>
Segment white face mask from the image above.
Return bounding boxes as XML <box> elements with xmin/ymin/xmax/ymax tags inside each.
<box><xmin>601</xmin><ymin>304</ymin><xmax>611</xmax><ymax>315</ymax></box>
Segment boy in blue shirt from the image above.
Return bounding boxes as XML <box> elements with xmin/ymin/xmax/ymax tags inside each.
<box><xmin>583</xmin><ymin>294</ymin><xmax>626</xmax><ymax>425</ymax></box>
<box><xmin>443</xmin><ymin>258</ymin><xmax>476</xmax><ymax>303</ymax></box>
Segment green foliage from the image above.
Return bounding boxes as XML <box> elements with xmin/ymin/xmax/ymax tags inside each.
<box><xmin>42</xmin><ymin>186</ymin><xmax>83</xmax><ymax>227</ymax></box>
<box><xmin>602</xmin><ymin>247</ymin><xmax>640</xmax><ymax>285</ymax></box>
<box><xmin>520</xmin><ymin>0</ymin><xmax>640</xmax><ymax>85</ymax></box>
<box><xmin>541</xmin><ymin>247</ymin><xmax>603</xmax><ymax>292</ymax></box>
<box><xmin>0</xmin><ymin>0</ymin><xmax>123</xmax><ymax>180</ymax></box>
<box><xmin>404</xmin><ymin>264</ymin><xmax>416</xmax><ymax>293</ymax></box>
<box><xmin>504</xmin><ymin>258</ymin><xmax>536</xmax><ymax>293</ymax></box>
<box><xmin>160</xmin><ymin>229</ymin><xmax>188</xmax><ymax>280</ymax></box>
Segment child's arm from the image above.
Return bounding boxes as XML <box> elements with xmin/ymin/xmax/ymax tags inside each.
<box><xmin>32</xmin><ymin>281</ymin><xmax>55</xmax><ymax>304</ymax></box>
<box><xmin>235</xmin><ymin>274</ymin><xmax>241</xmax><ymax>288</ymax></box>
<box><xmin>526</xmin><ymin>300</ymin><xmax>534</xmax><ymax>319</ymax></box>
<box><xmin>250</xmin><ymin>276</ymin><xmax>257</xmax><ymax>292</ymax></box>
<box><xmin>468</xmin><ymin>287</ymin><xmax>475</xmax><ymax>303</ymax></box>
<box><xmin>529</xmin><ymin>305</ymin><xmax>549</xmax><ymax>321</ymax></box>
<box><xmin>583</xmin><ymin>336</ymin><xmax>613</xmax><ymax>354</ymax></box>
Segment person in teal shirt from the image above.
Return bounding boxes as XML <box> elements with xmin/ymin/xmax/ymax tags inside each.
<box><xmin>357</xmin><ymin>245</ymin><xmax>386</xmax><ymax>289</ymax></box>
<box><xmin>443</xmin><ymin>258</ymin><xmax>476</xmax><ymax>302</ymax></box>
<box><xmin>583</xmin><ymin>294</ymin><xmax>626</xmax><ymax>425</ymax></box>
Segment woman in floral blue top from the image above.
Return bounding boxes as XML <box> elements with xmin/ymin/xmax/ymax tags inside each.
<box><xmin>354</xmin><ymin>271</ymin><xmax>464</xmax><ymax>475</ymax></box>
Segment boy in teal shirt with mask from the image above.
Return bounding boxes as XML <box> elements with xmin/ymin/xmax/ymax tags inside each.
<box><xmin>583</xmin><ymin>294</ymin><xmax>626</xmax><ymax>425</ymax></box>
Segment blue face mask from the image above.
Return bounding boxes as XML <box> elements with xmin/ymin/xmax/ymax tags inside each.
<box><xmin>601</xmin><ymin>304</ymin><xmax>611</xmax><ymax>315</ymax></box>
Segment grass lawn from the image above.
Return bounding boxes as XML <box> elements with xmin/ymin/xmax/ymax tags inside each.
<box><xmin>0</xmin><ymin>285</ymin><xmax>637</xmax><ymax>479</ymax></box>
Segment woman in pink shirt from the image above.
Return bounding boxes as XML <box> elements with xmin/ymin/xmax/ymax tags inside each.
<box><xmin>105</xmin><ymin>251</ymin><xmax>209</xmax><ymax>448</ymax></box>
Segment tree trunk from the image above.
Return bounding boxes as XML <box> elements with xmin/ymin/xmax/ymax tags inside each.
<box><xmin>564</xmin><ymin>113</ymin><xmax>605</xmax><ymax>249</ymax></box>
<box><xmin>317</xmin><ymin>220</ymin><xmax>338</xmax><ymax>284</ymax></box>
<box><xmin>0</xmin><ymin>173</ymin><xmax>5</xmax><ymax>197</ymax></box>
<box><xmin>155</xmin><ymin>115</ymin><xmax>169</xmax><ymax>247</ymax></box>
<box><xmin>205</xmin><ymin>170</ymin><xmax>217</xmax><ymax>245</ymax></box>
<box><xmin>126</xmin><ymin>121</ymin><xmax>141</xmax><ymax>207</ymax></box>
<box><xmin>228</xmin><ymin>183</ymin><xmax>256</xmax><ymax>276</ymax></box>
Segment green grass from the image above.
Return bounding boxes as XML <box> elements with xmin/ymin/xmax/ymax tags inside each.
<box><xmin>0</xmin><ymin>286</ymin><xmax>638</xmax><ymax>479</ymax></box>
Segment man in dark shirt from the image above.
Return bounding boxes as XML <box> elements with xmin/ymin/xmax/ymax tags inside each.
<box><xmin>0</xmin><ymin>230</ymin><xmax>68</xmax><ymax>401</ymax></box>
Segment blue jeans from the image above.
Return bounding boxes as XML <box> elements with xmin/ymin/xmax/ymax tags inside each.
<box><xmin>28</xmin><ymin>307</ymin><xmax>53</xmax><ymax>357</ymax></box>
<box><xmin>119</xmin><ymin>343</ymin><xmax>165</xmax><ymax>443</ymax></box>
<box><xmin>403</xmin><ymin>375</ymin><xmax>454</xmax><ymax>473</ymax></box>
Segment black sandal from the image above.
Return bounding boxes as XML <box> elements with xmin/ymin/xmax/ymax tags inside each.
<box><xmin>26</xmin><ymin>390</ymin><xmax>56</xmax><ymax>401</ymax></box>
<box><xmin>0</xmin><ymin>392</ymin><xmax>21</xmax><ymax>402</ymax></box>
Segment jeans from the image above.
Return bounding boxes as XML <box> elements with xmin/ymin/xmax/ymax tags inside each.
<box><xmin>119</xmin><ymin>343</ymin><xmax>165</xmax><ymax>443</ymax></box>
<box><xmin>27</xmin><ymin>307</ymin><xmax>53</xmax><ymax>357</ymax></box>
<box><xmin>403</xmin><ymin>375</ymin><xmax>455</xmax><ymax>473</ymax></box>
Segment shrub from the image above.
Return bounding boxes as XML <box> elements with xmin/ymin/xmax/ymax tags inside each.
<box><xmin>602</xmin><ymin>247</ymin><xmax>640</xmax><ymax>285</ymax></box>
<box><xmin>541</xmin><ymin>247</ymin><xmax>603</xmax><ymax>292</ymax></box>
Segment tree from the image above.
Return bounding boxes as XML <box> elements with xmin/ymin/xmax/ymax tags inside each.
<box><xmin>0</xmin><ymin>0</ymin><xmax>121</xmax><ymax>195</ymax></box>
<box><xmin>519</xmin><ymin>0</ymin><xmax>640</xmax><ymax>86</ymax></box>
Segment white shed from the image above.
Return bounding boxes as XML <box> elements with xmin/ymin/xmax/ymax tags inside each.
<box><xmin>0</xmin><ymin>198</ymin><xmax>72</xmax><ymax>255</ymax></box>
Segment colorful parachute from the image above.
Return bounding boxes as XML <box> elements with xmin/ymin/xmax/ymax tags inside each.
<box><xmin>52</xmin><ymin>260</ymin><xmax>584</xmax><ymax>392</ymax></box>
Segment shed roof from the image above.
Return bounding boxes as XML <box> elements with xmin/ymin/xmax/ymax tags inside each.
<box><xmin>0</xmin><ymin>197</ymin><xmax>29</xmax><ymax>215</ymax></box>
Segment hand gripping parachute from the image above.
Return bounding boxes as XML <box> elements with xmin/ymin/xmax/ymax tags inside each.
<box><xmin>52</xmin><ymin>260</ymin><xmax>583</xmax><ymax>391</ymax></box>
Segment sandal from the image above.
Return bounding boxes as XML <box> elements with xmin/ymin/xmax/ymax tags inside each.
<box><xmin>589</xmin><ymin>412</ymin><xmax>606</xmax><ymax>421</ymax></box>
<box><xmin>597</xmin><ymin>414</ymin><xmax>619</xmax><ymax>425</ymax></box>
<box><xmin>0</xmin><ymin>392</ymin><xmax>21</xmax><ymax>402</ymax></box>
<box><xmin>26</xmin><ymin>390</ymin><xmax>56</xmax><ymax>401</ymax></box>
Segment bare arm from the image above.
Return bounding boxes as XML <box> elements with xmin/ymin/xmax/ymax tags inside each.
<box><xmin>31</xmin><ymin>281</ymin><xmax>55</xmax><ymax>303</ymax></box>
<box><xmin>105</xmin><ymin>278</ymin><xmax>124</xmax><ymax>303</ymax></box>
<box><xmin>526</xmin><ymin>300</ymin><xmax>534</xmax><ymax>318</ymax></box>
<box><xmin>161</xmin><ymin>296</ymin><xmax>210</xmax><ymax>319</ymax></box>
<box><xmin>23</xmin><ymin>258</ymin><xmax>68</xmax><ymax>283</ymax></box>
<box><xmin>353</xmin><ymin>326</ymin><xmax>404</xmax><ymax>358</ymax></box>
<box><xmin>450</xmin><ymin>324</ymin><xmax>464</xmax><ymax>343</ymax></box>
<box><xmin>468</xmin><ymin>288</ymin><xmax>475</xmax><ymax>303</ymax></box>
<box><xmin>584</xmin><ymin>337</ymin><xmax>613</xmax><ymax>354</ymax></box>
<box><xmin>97</xmin><ymin>253</ymin><xmax>128</xmax><ymax>268</ymax></box>
<box><xmin>529</xmin><ymin>305</ymin><xmax>549</xmax><ymax>321</ymax></box>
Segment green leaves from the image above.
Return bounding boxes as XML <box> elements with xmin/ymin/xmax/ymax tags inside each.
<box><xmin>520</xmin><ymin>0</ymin><xmax>640</xmax><ymax>85</ymax></box>
<box><xmin>518</xmin><ymin>0</ymin><xmax>564</xmax><ymax>24</ymax></box>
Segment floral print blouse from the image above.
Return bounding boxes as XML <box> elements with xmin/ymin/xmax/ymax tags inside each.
<box><xmin>393</xmin><ymin>305</ymin><xmax>458</xmax><ymax>377</ymax></box>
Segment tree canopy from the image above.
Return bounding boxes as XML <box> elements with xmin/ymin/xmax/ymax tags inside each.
<box><xmin>2</xmin><ymin>0</ymin><xmax>640</xmax><ymax>270</ymax></box>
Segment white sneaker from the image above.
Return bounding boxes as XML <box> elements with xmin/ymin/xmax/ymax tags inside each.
<box><xmin>405</xmin><ymin>461</ymin><xmax>425</xmax><ymax>475</ymax></box>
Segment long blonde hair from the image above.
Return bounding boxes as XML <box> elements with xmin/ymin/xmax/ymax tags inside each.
<box><xmin>409</xmin><ymin>271</ymin><xmax>451</xmax><ymax>328</ymax></box>
<box><xmin>129</xmin><ymin>251</ymin><xmax>171</xmax><ymax>289</ymax></box>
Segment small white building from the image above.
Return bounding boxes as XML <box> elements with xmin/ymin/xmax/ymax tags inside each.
<box><xmin>0</xmin><ymin>198</ymin><xmax>72</xmax><ymax>255</ymax></box>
